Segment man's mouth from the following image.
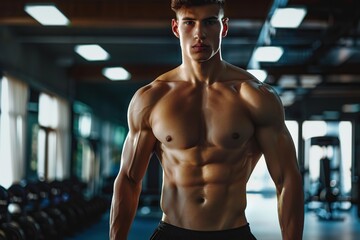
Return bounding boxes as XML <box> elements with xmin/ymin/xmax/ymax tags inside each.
<box><xmin>192</xmin><ymin>44</ymin><xmax>209</xmax><ymax>51</ymax></box>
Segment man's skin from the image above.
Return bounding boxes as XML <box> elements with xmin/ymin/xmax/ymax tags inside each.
<box><xmin>110</xmin><ymin>4</ymin><xmax>304</xmax><ymax>240</ymax></box>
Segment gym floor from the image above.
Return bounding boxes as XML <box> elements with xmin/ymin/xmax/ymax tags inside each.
<box><xmin>66</xmin><ymin>193</ymin><xmax>360</xmax><ymax>240</ymax></box>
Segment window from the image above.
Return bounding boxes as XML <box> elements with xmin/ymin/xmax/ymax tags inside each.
<box><xmin>303</xmin><ymin>121</ymin><xmax>353</xmax><ymax>197</ymax></box>
<box><xmin>73</xmin><ymin>102</ymin><xmax>98</xmax><ymax>197</ymax></box>
<box><xmin>36</xmin><ymin>93</ymin><xmax>70</xmax><ymax>181</ymax></box>
<box><xmin>0</xmin><ymin>75</ymin><xmax>29</xmax><ymax>188</ymax></box>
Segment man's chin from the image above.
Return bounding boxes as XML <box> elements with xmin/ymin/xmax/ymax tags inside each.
<box><xmin>192</xmin><ymin>56</ymin><xmax>212</xmax><ymax>63</ymax></box>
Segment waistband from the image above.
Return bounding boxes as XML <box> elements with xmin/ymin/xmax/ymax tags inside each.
<box><xmin>157</xmin><ymin>221</ymin><xmax>254</xmax><ymax>239</ymax></box>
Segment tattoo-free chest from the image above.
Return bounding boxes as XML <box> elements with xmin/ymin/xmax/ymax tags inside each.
<box><xmin>151</xmin><ymin>85</ymin><xmax>254</xmax><ymax>149</ymax></box>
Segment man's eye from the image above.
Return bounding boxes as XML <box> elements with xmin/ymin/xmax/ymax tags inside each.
<box><xmin>184</xmin><ymin>21</ymin><xmax>194</xmax><ymax>25</ymax></box>
<box><xmin>205</xmin><ymin>20</ymin><xmax>218</xmax><ymax>25</ymax></box>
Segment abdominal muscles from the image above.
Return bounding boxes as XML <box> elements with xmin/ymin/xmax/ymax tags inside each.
<box><xmin>159</xmin><ymin>149</ymin><xmax>253</xmax><ymax>231</ymax></box>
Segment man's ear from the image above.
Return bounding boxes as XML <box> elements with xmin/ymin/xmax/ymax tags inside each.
<box><xmin>172</xmin><ymin>19</ymin><xmax>180</xmax><ymax>38</ymax></box>
<box><xmin>222</xmin><ymin>17</ymin><xmax>229</xmax><ymax>37</ymax></box>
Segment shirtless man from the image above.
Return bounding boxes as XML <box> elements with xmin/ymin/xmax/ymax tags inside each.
<box><xmin>110</xmin><ymin>0</ymin><xmax>304</xmax><ymax>239</ymax></box>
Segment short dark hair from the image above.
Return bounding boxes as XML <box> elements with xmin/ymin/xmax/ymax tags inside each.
<box><xmin>171</xmin><ymin>0</ymin><xmax>225</xmax><ymax>11</ymax></box>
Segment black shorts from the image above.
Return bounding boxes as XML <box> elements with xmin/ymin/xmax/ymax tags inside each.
<box><xmin>149</xmin><ymin>221</ymin><xmax>257</xmax><ymax>240</ymax></box>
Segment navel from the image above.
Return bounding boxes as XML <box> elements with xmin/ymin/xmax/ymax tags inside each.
<box><xmin>232</xmin><ymin>132</ymin><xmax>240</xmax><ymax>140</ymax></box>
<box><xmin>166</xmin><ymin>135</ymin><xmax>173</xmax><ymax>142</ymax></box>
<box><xmin>196</xmin><ymin>196</ymin><xmax>206</xmax><ymax>204</ymax></box>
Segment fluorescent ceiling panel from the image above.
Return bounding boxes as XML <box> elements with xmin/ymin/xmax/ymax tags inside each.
<box><xmin>254</xmin><ymin>46</ymin><xmax>284</xmax><ymax>62</ymax></box>
<box><xmin>75</xmin><ymin>45</ymin><xmax>110</xmax><ymax>61</ymax></box>
<box><xmin>300</xmin><ymin>75</ymin><xmax>322</xmax><ymax>88</ymax></box>
<box><xmin>102</xmin><ymin>67</ymin><xmax>131</xmax><ymax>81</ymax></box>
<box><xmin>24</xmin><ymin>4</ymin><xmax>70</xmax><ymax>26</ymax></box>
<box><xmin>342</xmin><ymin>104</ymin><xmax>360</xmax><ymax>113</ymax></box>
<box><xmin>278</xmin><ymin>75</ymin><xmax>297</xmax><ymax>88</ymax></box>
<box><xmin>270</xmin><ymin>8</ymin><xmax>307</xmax><ymax>28</ymax></box>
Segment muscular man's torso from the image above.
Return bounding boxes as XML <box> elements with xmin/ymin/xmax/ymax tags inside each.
<box><xmin>143</xmin><ymin>66</ymin><xmax>264</xmax><ymax>231</ymax></box>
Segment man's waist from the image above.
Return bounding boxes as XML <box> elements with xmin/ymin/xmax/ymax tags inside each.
<box><xmin>154</xmin><ymin>221</ymin><xmax>255</xmax><ymax>240</ymax></box>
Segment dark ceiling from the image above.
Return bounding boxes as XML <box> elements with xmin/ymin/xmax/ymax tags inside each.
<box><xmin>0</xmin><ymin>0</ymin><xmax>360</xmax><ymax>123</ymax></box>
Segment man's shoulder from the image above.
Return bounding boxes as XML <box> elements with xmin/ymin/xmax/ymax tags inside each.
<box><xmin>242</xmin><ymin>82</ymin><xmax>284</xmax><ymax>126</ymax></box>
<box><xmin>153</xmin><ymin>66</ymin><xmax>182</xmax><ymax>83</ymax></box>
<box><xmin>225</xmin><ymin>64</ymin><xmax>277</xmax><ymax>98</ymax></box>
<box><xmin>221</xmin><ymin>63</ymin><xmax>260</xmax><ymax>86</ymax></box>
<box><xmin>131</xmin><ymin>81</ymin><xmax>167</xmax><ymax>108</ymax></box>
<box><xmin>130</xmin><ymin>69</ymin><xmax>179</xmax><ymax>111</ymax></box>
<box><xmin>230</xmin><ymin>68</ymin><xmax>283</xmax><ymax>125</ymax></box>
<box><xmin>239</xmin><ymin>79</ymin><xmax>279</xmax><ymax>103</ymax></box>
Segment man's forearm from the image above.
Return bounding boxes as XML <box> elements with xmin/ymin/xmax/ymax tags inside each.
<box><xmin>109</xmin><ymin>174</ymin><xmax>142</xmax><ymax>240</ymax></box>
<box><xmin>278</xmin><ymin>175</ymin><xmax>304</xmax><ymax>240</ymax></box>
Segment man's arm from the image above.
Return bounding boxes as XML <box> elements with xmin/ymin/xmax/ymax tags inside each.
<box><xmin>242</xmin><ymin>81</ymin><xmax>304</xmax><ymax>240</ymax></box>
<box><xmin>256</xmin><ymin>123</ymin><xmax>304</xmax><ymax>240</ymax></box>
<box><xmin>109</xmin><ymin>88</ymin><xmax>157</xmax><ymax>240</ymax></box>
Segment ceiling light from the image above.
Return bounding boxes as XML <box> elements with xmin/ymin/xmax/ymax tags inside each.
<box><xmin>102</xmin><ymin>67</ymin><xmax>131</xmax><ymax>81</ymax></box>
<box><xmin>270</xmin><ymin>8</ymin><xmax>307</xmax><ymax>28</ymax></box>
<box><xmin>247</xmin><ymin>69</ymin><xmax>268</xmax><ymax>82</ymax></box>
<box><xmin>278</xmin><ymin>75</ymin><xmax>297</xmax><ymax>88</ymax></box>
<box><xmin>254</xmin><ymin>46</ymin><xmax>284</xmax><ymax>62</ymax></box>
<box><xmin>75</xmin><ymin>44</ymin><xmax>110</xmax><ymax>61</ymax></box>
<box><xmin>24</xmin><ymin>4</ymin><xmax>70</xmax><ymax>26</ymax></box>
<box><xmin>342</xmin><ymin>104</ymin><xmax>360</xmax><ymax>113</ymax></box>
<box><xmin>300</xmin><ymin>75</ymin><xmax>322</xmax><ymax>88</ymax></box>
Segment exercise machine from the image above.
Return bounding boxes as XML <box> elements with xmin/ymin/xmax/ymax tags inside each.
<box><xmin>305</xmin><ymin>136</ymin><xmax>346</xmax><ymax>220</ymax></box>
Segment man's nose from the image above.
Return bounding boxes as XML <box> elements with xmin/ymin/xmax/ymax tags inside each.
<box><xmin>194</xmin><ymin>23</ymin><xmax>206</xmax><ymax>40</ymax></box>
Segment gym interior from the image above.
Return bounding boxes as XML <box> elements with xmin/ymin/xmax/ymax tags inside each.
<box><xmin>0</xmin><ymin>0</ymin><xmax>360</xmax><ymax>239</ymax></box>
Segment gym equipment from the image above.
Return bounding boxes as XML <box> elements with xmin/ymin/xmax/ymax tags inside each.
<box><xmin>49</xmin><ymin>180</ymin><xmax>80</xmax><ymax>235</ymax></box>
<box><xmin>59</xmin><ymin>178</ymin><xmax>108</xmax><ymax>228</ymax></box>
<box><xmin>24</xmin><ymin>182</ymin><xmax>60</xmax><ymax>240</ymax></box>
<box><xmin>35</xmin><ymin>181</ymin><xmax>69</xmax><ymax>237</ymax></box>
<box><xmin>7</xmin><ymin>183</ymin><xmax>42</xmax><ymax>240</ymax></box>
<box><xmin>0</xmin><ymin>185</ymin><xmax>25</xmax><ymax>240</ymax></box>
<box><xmin>1</xmin><ymin>178</ymin><xmax>109</xmax><ymax>239</ymax></box>
<box><xmin>307</xmin><ymin>136</ymin><xmax>344</xmax><ymax>221</ymax></box>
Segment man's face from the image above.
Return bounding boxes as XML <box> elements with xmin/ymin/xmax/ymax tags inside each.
<box><xmin>172</xmin><ymin>4</ymin><xmax>228</xmax><ymax>63</ymax></box>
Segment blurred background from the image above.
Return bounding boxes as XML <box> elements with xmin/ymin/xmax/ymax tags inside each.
<box><xmin>0</xmin><ymin>0</ymin><xmax>359</xmax><ymax>239</ymax></box>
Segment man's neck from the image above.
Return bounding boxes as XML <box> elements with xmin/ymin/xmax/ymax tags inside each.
<box><xmin>181</xmin><ymin>56</ymin><xmax>226</xmax><ymax>85</ymax></box>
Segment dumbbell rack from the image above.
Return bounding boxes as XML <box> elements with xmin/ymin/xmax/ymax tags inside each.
<box><xmin>0</xmin><ymin>178</ymin><xmax>109</xmax><ymax>240</ymax></box>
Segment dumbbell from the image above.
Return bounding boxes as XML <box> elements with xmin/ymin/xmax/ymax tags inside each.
<box><xmin>0</xmin><ymin>185</ymin><xmax>25</xmax><ymax>240</ymax></box>
<box><xmin>24</xmin><ymin>183</ymin><xmax>60</xmax><ymax>240</ymax></box>
<box><xmin>7</xmin><ymin>184</ymin><xmax>42</xmax><ymax>240</ymax></box>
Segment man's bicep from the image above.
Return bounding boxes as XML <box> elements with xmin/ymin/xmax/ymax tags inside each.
<box><xmin>118</xmin><ymin>85</ymin><xmax>158</xmax><ymax>183</ymax></box>
<box><xmin>120</xmin><ymin>128</ymin><xmax>157</xmax><ymax>184</ymax></box>
<box><xmin>256</xmin><ymin>124</ymin><xmax>298</xmax><ymax>186</ymax></box>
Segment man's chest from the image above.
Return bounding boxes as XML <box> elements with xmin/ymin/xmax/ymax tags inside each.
<box><xmin>150</xmin><ymin>88</ymin><xmax>255</xmax><ymax>149</ymax></box>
